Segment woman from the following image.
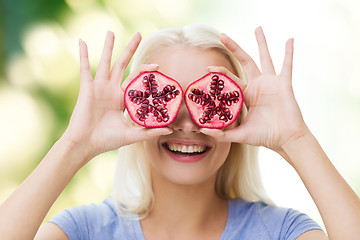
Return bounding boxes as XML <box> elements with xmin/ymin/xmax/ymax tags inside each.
<box><xmin>0</xmin><ymin>24</ymin><xmax>359</xmax><ymax>239</ymax></box>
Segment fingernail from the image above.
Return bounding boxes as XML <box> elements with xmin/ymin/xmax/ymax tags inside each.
<box><xmin>286</xmin><ymin>38</ymin><xmax>294</xmax><ymax>47</ymax></box>
<box><xmin>133</xmin><ymin>32</ymin><xmax>141</xmax><ymax>37</ymax></box>
<box><xmin>220</xmin><ymin>33</ymin><xmax>228</xmax><ymax>39</ymax></box>
<box><xmin>255</xmin><ymin>26</ymin><xmax>263</xmax><ymax>35</ymax></box>
<box><xmin>162</xmin><ymin>130</ymin><xmax>173</xmax><ymax>135</ymax></box>
<box><xmin>216</xmin><ymin>131</ymin><xmax>225</xmax><ymax>137</ymax></box>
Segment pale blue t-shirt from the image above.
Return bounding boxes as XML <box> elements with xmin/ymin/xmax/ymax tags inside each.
<box><xmin>49</xmin><ymin>198</ymin><xmax>322</xmax><ymax>239</ymax></box>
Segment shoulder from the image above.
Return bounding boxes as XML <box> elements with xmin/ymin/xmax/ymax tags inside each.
<box><xmin>48</xmin><ymin>198</ymin><xmax>141</xmax><ymax>239</ymax></box>
<box><xmin>225</xmin><ymin>198</ymin><xmax>322</xmax><ymax>240</ymax></box>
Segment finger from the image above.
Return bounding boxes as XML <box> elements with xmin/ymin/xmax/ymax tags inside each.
<box><xmin>144</xmin><ymin>127</ymin><xmax>173</xmax><ymax>137</ymax></box>
<box><xmin>280</xmin><ymin>38</ymin><xmax>294</xmax><ymax>80</ymax></box>
<box><xmin>207</xmin><ymin>66</ymin><xmax>247</xmax><ymax>91</ymax></box>
<box><xmin>220</xmin><ymin>33</ymin><xmax>261</xmax><ymax>80</ymax></box>
<box><xmin>200</xmin><ymin>129</ymin><xmax>225</xmax><ymax>138</ymax></box>
<box><xmin>124</xmin><ymin>127</ymin><xmax>173</xmax><ymax>145</ymax></box>
<box><xmin>201</xmin><ymin>125</ymin><xmax>248</xmax><ymax>143</ymax></box>
<box><xmin>222</xmin><ymin>126</ymin><xmax>248</xmax><ymax>143</ymax></box>
<box><xmin>120</xmin><ymin>64</ymin><xmax>160</xmax><ymax>91</ymax></box>
<box><xmin>79</xmin><ymin>39</ymin><xmax>92</xmax><ymax>83</ymax></box>
<box><xmin>94</xmin><ymin>31</ymin><xmax>115</xmax><ymax>81</ymax></box>
<box><xmin>255</xmin><ymin>27</ymin><xmax>276</xmax><ymax>74</ymax></box>
<box><xmin>110</xmin><ymin>32</ymin><xmax>142</xmax><ymax>83</ymax></box>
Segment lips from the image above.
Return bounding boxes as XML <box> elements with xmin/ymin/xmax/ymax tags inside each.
<box><xmin>162</xmin><ymin>140</ymin><xmax>211</xmax><ymax>163</ymax></box>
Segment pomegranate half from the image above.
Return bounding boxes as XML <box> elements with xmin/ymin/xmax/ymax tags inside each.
<box><xmin>124</xmin><ymin>71</ymin><xmax>183</xmax><ymax>128</ymax></box>
<box><xmin>184</xmin><ymin>72</ymin><xmax>243</xmax><ymax>129</ymax></box>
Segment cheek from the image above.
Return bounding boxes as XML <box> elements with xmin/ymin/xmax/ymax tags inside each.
<box><xmin>144</xmin><ymin>140</ymin><xmax>160</xmax><ymax>162</ymax></box>
<box><xmin>214</xmin><ymin>142</ymin><xmax>232</xmax><ymax>165</ymax></box>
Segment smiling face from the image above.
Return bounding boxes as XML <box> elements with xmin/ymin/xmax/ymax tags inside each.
<box><xmin>143</xmin><ymin>45</ymin><xmax>236</xmax><ymax>185</ymax></box>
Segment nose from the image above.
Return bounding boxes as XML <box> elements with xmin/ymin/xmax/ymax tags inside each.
<box><xmin>170</xmin><ymin>102</ymin><xmax>200</xmax><ymax>134</ymax></box>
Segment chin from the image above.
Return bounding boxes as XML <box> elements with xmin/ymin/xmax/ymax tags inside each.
<box><xmin>152</xmin><ymin>162</ymin><xmax>220</xmax><ymax>186</ymax></box>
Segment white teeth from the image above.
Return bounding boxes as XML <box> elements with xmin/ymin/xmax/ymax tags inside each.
<box><xmin>166</xmin><ymin>144</ymin><xmax>206</xmax><ymax>153</ymax></box>
<box><xmin>188</xmin><ymin>146</ymin><xmax>194</xmax><ymax>153</ymax></box>
<box><xmin>181</xmin><ymin>145</ymin><xmax>187</xmax><ymax>153</ymax></box>
<box><xmin>195</xmin><ymin>146</ymin><xmax>201</xmax><ymax>152</ymax></box>
<box><xmin>168</xmin><ymin>145</ymin><xmax>175</xmax><ymax>151</ymax></box>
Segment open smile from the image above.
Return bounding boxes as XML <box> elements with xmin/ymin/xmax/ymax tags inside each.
<box><xmin>162</xmin><ymin>141</ymin><xmax>212</xmax><ymax>163</ymax></box>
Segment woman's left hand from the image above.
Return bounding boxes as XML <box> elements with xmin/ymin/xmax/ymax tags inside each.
<box><xmin>202</xmin><ymin>27</ymin><xmax>310</xmax><ymax>153</ymax></box>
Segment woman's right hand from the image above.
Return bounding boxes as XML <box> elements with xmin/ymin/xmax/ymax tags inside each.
<box><xmin>63</xmin><ymin>31</ymin><xmax>172</xmax><ymax>161</ymax></box>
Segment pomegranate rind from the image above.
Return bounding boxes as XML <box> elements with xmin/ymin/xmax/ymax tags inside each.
<box><xmin>124</xmin><ymin>71</ymin><xmax>183</xmax><ymax>128</ymax></box>
<box><xmin>184</xmin><ymin>72</ymin><xmax>243</xmax><ymax>129</ymax></box>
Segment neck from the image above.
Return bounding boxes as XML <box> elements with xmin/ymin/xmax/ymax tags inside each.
<box><xmin>140</xmin><ymin>168</ymin><xmax>228</xmax><ymax>239</ymax></box>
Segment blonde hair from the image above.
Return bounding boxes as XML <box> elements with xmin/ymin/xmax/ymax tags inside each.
<box><xmin>112</xmin><ymin>24</ymin><xmax>272</xmax><ymax>219</ymax></box>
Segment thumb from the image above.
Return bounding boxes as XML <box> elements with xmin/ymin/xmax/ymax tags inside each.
<box><xmin>200</xmin><ymin>125</ymin><xmax>249</xmax><ymax>144</ymax></box>
<box><xmin>122</xmin><ymin>127</ymin><xmax>173</xmax><ymax>146</ymax></box>
<box><xmin>144</xmin><ymin>127</ymin><xmax>173</xmax><ymax>138</ymax></box>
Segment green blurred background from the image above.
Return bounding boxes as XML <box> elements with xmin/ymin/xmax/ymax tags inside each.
<box><xmin>1</xmin><ymin>0</ymin><xmax>359</xmax><ymax>228</ymax></box>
